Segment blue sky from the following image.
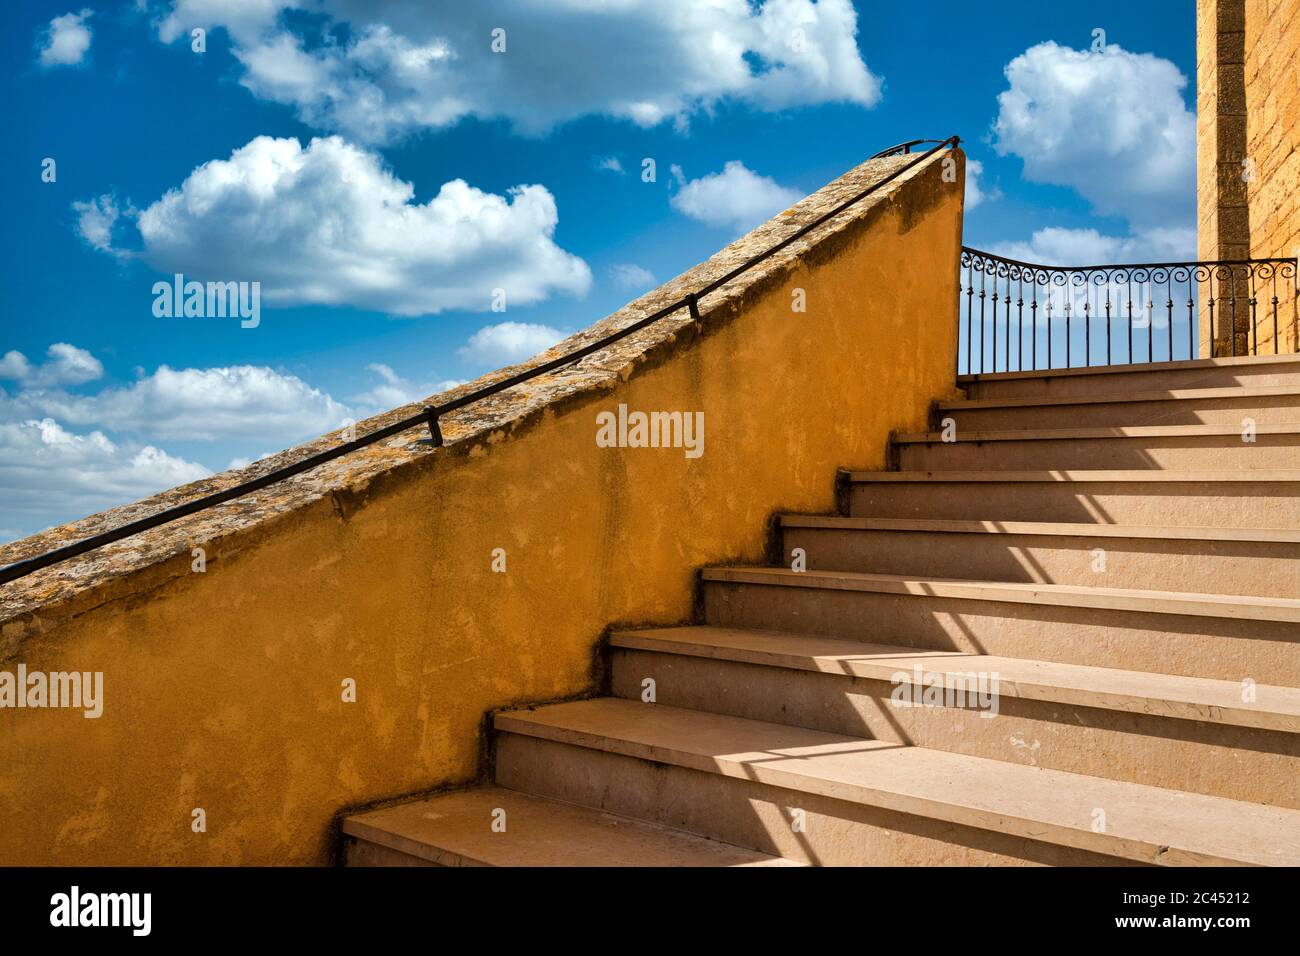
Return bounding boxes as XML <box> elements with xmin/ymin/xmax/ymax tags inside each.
<box><xmin>1</xmin><ymin>0</ymin><xmax>1198</xmax><ymax>541</ymax></box>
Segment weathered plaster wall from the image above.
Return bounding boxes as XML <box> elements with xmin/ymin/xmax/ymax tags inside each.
<box><xmin>1198</xmin><ymin>0</ymin><xmax>1299</xmax><ymax>355</ymax></box>
<box><xmin>0</xmin><ymin>149</ymin><xmax>964</xmax><ymax>865</ymax></box>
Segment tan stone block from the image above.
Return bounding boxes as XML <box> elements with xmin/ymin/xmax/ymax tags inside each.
<box><xmin>1197</xmin><ymin>117</ymin><xmax>1217</xmax><ymax>148</ymax></box>
<box><xmin>1250</xmin><ymin>135</ymin><xmax>1281</xmax><ymax>171</ymax></box>
<box><xmin>1199</xmin><ymin>223</ymin><xmax>1220</xmax><ymax>258</ymax></box>
<box><xmin>1216</xmin><ymin>165</ymin><xmax>1252</xmax><ymax>203</ymax></box>
<box><xmin>1245</xmin><ymin>51</ymin><xmax>1262</xmax><ymax>82</ymax></box>
<box><xmin>1198</xmin><ymin>82</ymin><xmax>1219</xmax><ymax>115</ymax></box>
<box><xmin>1220</xmin><ymin>34</ymin><xmax>1248</xmax><ymax>65</ymax></box>
<box><xmin>1260</xmin><ymin>100</ymin><xmax>1280</xmax><ymax>133</ymax></box>
<box><xmin>1276</xmin><ymin>222</ymin><xmax>1299</xmax><ymax>251</ymax></box>
<box><xmin>1220</xmin><ymin>242</ymin><xmax>1253</xmax><ymax>261</ymax></box>
<box><xmin>1281</xmin><ymin>156</ymin><xmax>1300</xmax><ymax>186</ymax></box>
<box><xmin>1197</xmin><ymin>143</ymin><xmax>1219</xmax><ymax>182</ymax></box>
<box><xmin>1197</xmin><ymin>7</ymin><xmax>1216</xmax><ymax>57</ymax></box>
<box><xmin>1278</xmin><ymin>85</ymin><xmax>1299</xmax><ymax>123</ymax></box>
<box><xmin>1217</xmin><ymin>0</ymin><xmax>1247</xmax><ymax>31</ymax></box>
<box><xmin>1215</xmin><ymin>112</ymin><xmax>1248</xmax><ymax>148</ymax></box>
<box><xmin>1215</xmin><ymin>197</ymin><xmax>1251</xmax><ymax>222</ymax></box>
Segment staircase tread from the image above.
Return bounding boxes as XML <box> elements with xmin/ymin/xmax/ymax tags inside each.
<box><xmin>940</xmin><ymin>384</ymin><xmax>1300</xmax><ymax>410</ymax></box>
<box><xmin>895</xmin><ymin>422</ymin><xmax>1300</xmax><ymax>443</ymax></box>
<box><xmin>610</xmin><ymin>625</ymin><xmax>1300</xmax><ymax>732</ymax></box>
<box><xmin>845</xmin><ymin>469</ymin><xmax>1300</xmax><ymax>482</ymax></box>
<box><xmin>343</xmin><ymin>785</ymin><xmax>800</xmax><ymax>867</ymax></box>
<box><xmin>777</xmin><ymin>515</ymin><xmax>1300</xmax><ymax>543</ymax></box>
<box><xmin>701</xmin><ymin>567</ymin><xmax>1300</xmax><ymax>622</ymax></box>
<box><xmin>495</xmin><ymin>698</ymin><xmax>1300</xmax><ymax>866</ymax></box>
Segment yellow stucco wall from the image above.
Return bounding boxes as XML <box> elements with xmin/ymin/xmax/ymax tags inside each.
<box><xmin>0</xmin><ymin>154</ymin><xmax>963</xmax><ymax>865</ymax></box>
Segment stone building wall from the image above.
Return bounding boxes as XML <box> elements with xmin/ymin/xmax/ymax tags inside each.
<box><xmin>1198</xmin><ymin>0</ymin><xmax>1299</xmax><ymax>355</ymax></box>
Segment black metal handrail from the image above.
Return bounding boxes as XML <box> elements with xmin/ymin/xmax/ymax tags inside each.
<box><xmin>0</xmin><ymin>136</ymin><xmax>962</xmax><ymax>587</ymax></box>
<box><xmin>958</xmin><ymin>247</ymin><xmax>1299</xmax><ymax>375</ymax></box>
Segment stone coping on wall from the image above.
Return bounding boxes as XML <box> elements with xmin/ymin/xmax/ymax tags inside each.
<box><xmin>0</xmin><ymin>148</ymin><xmax>957</xmax><ymax>633</ymax></box>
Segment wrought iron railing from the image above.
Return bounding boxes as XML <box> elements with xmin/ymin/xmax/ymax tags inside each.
<box><xmin>870</xmin><ymin>139</ymin><xmax>952</xmax><ymax>159</ymax></box>
<box><xmin>958</xmin><ymin>248</ymin><xmax>1299</xmax><ymax>375</ymax></box>
<box><xmin>0</xmin><ymin>136</ymin><xmax>963</xmax><ymax>587</ymax></box>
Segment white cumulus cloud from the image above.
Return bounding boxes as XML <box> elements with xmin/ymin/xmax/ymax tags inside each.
<box><xmin>988</xmin><ymin>226</ymin><xmax>1197</xmax><ymax>266</ymax></box>
<box><xmin>77</xmin><ymin>135</ymin><xmax>591</xmax><ymax>316</ymax></box>
<box><xmin>1</xmin><ymin>360</ymin><xmax>351</xmax><ymax>445</ymax></box>
<box><xmin>965</xmin><ymin>158</ymin><xmax>998</xmax><ymax>211</ymax></box>
<box><xmin>991</xmin><ymin>41</ymin><xmax>1195</xmax><ymax>228</ymax></box>
<box><xmin>157</xmin><ymin>0</ymin><xmax>286</xmax><ymax>44</ymax></box>
<box><xmin>154</xmin><ymin>0</ymin><xmax>881</xmax><ymax>144</ymax></box>
<box><xmin>458</xmin><ymin>322</ymin><xmax>566</xmax><ymax>368</ymax></box>
<box><xmin>0</xmin><ymin>419</ymin><xmax>209</xmax><ymax>540</ymax></box>
<box><xmin>609</xmin><ymin>264</ymin><xmax>656</xmax><ymax>290</ymax></box>
<box><xmin>0</xmin><ymin>343</ymin><xmax>104</xmax><ymax>388</ymax></box>
<box><xmin>0</xmin><ymin>343</ymin><xmax>478</xmax><ymax>541</ymax></box>
<box><xmin>350</xmin><ymin>363</ymin><xmax>464</xmax><ymax>415</ymax></box>
<box><xmin>38</xmin><ymin>9</ymin><xmax>93</xmax><ymax>68</ymax></box>
<box><xmin>72</xmin><ymin>194</ymin><xmax>132</xmax><ymax>257</ymax></box>
<box><xmin>670</xmin><ymin>161</ymin><xmax>803</xmax><ymax>233</ymax></box>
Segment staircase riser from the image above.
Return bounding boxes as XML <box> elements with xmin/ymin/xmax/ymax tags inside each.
<box><xmin>495</xmin><ymin>732</ymin><xmax>1129</xmax><ymax>867</ymax></box>
<box><xmin>898</xmin><ymin>435</ymin><xmax>1299</xmax><ymax>471</ymax></box>
<box><xmin>611</xmin><ymin>649</ymin><xmax>1300</xmax><ymax>808</ymax></box>
<box><xmin>847</xmin><ymin>482</ymin><xmax>1300</xmax><ymax>529</ymax></box>
<box><xmin>343</xmin><ymin>838</ymin><xmax>442</xmax><ymax>867</ymax></box>
<box><xmin>962</xmin><ymin>364</ymin><xmax>1300</xmax><ymax>400</ymax></box>
<box><xmin>781</xmin><ymin>527</ymin><xmax>1299</xmax><ymax>597</ymax></box>
<box><xmin>943</xmin><ymin>397</ymin><xmax>1300</xmax><ymax>430</ymax></box>
<box><xmin>702</xmin><ymin>581</ymin><xmax>1300</xmax><ymax>683</ymax></box>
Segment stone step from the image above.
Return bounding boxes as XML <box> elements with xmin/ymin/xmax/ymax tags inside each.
<box><xmin>843</xmin><ymin>470</ymin><xmax>1300</xmax><ymax>529</ymax></box>
<box><xmin>958</xmin><ymin>354</ymin><xmax>1300</xmax><ymax>400</ymax></box>
<box><xmin>609</xmin><ymin>626</ymin><xmax>1300</xmax><ymax>807</ymax></box>
<box><xmin>894</xmin><ymin>423</ymin><xmax>1300</xmax><ymax>470</ymax></box>
<box><xmin>937</xmin><ymin>385</ymin><xmax>1300</xmax><ymax>430</ymax></box>
<box><xmin>341</xmin><ymin>784</ymin><xmax>799</xmax><ymax>867</ymax></box>
<box><xmin>494</xmin><ymin>698</ymin><xmax>1300</xmax><ymax>866</ymax></box>
<box><xmin>701</xmin><ymin>568</ymin><xmax>1300</xmax><ymax>682</ymax></box>
<box><xmin>778</xmin><ymin>516</ymin><xmax>1300</xmax><ymax>596</ymax></box>
<box><xmin>612</xmin><ymin>625</ymin><xmax>1300</xmax><ymax>732</ymax></box>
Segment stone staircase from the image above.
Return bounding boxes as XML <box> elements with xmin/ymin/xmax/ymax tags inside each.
<box><xmin>343</xmin><ymin>355</ymin><xmax>1300</xmax><ymax>867</ymax></box>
